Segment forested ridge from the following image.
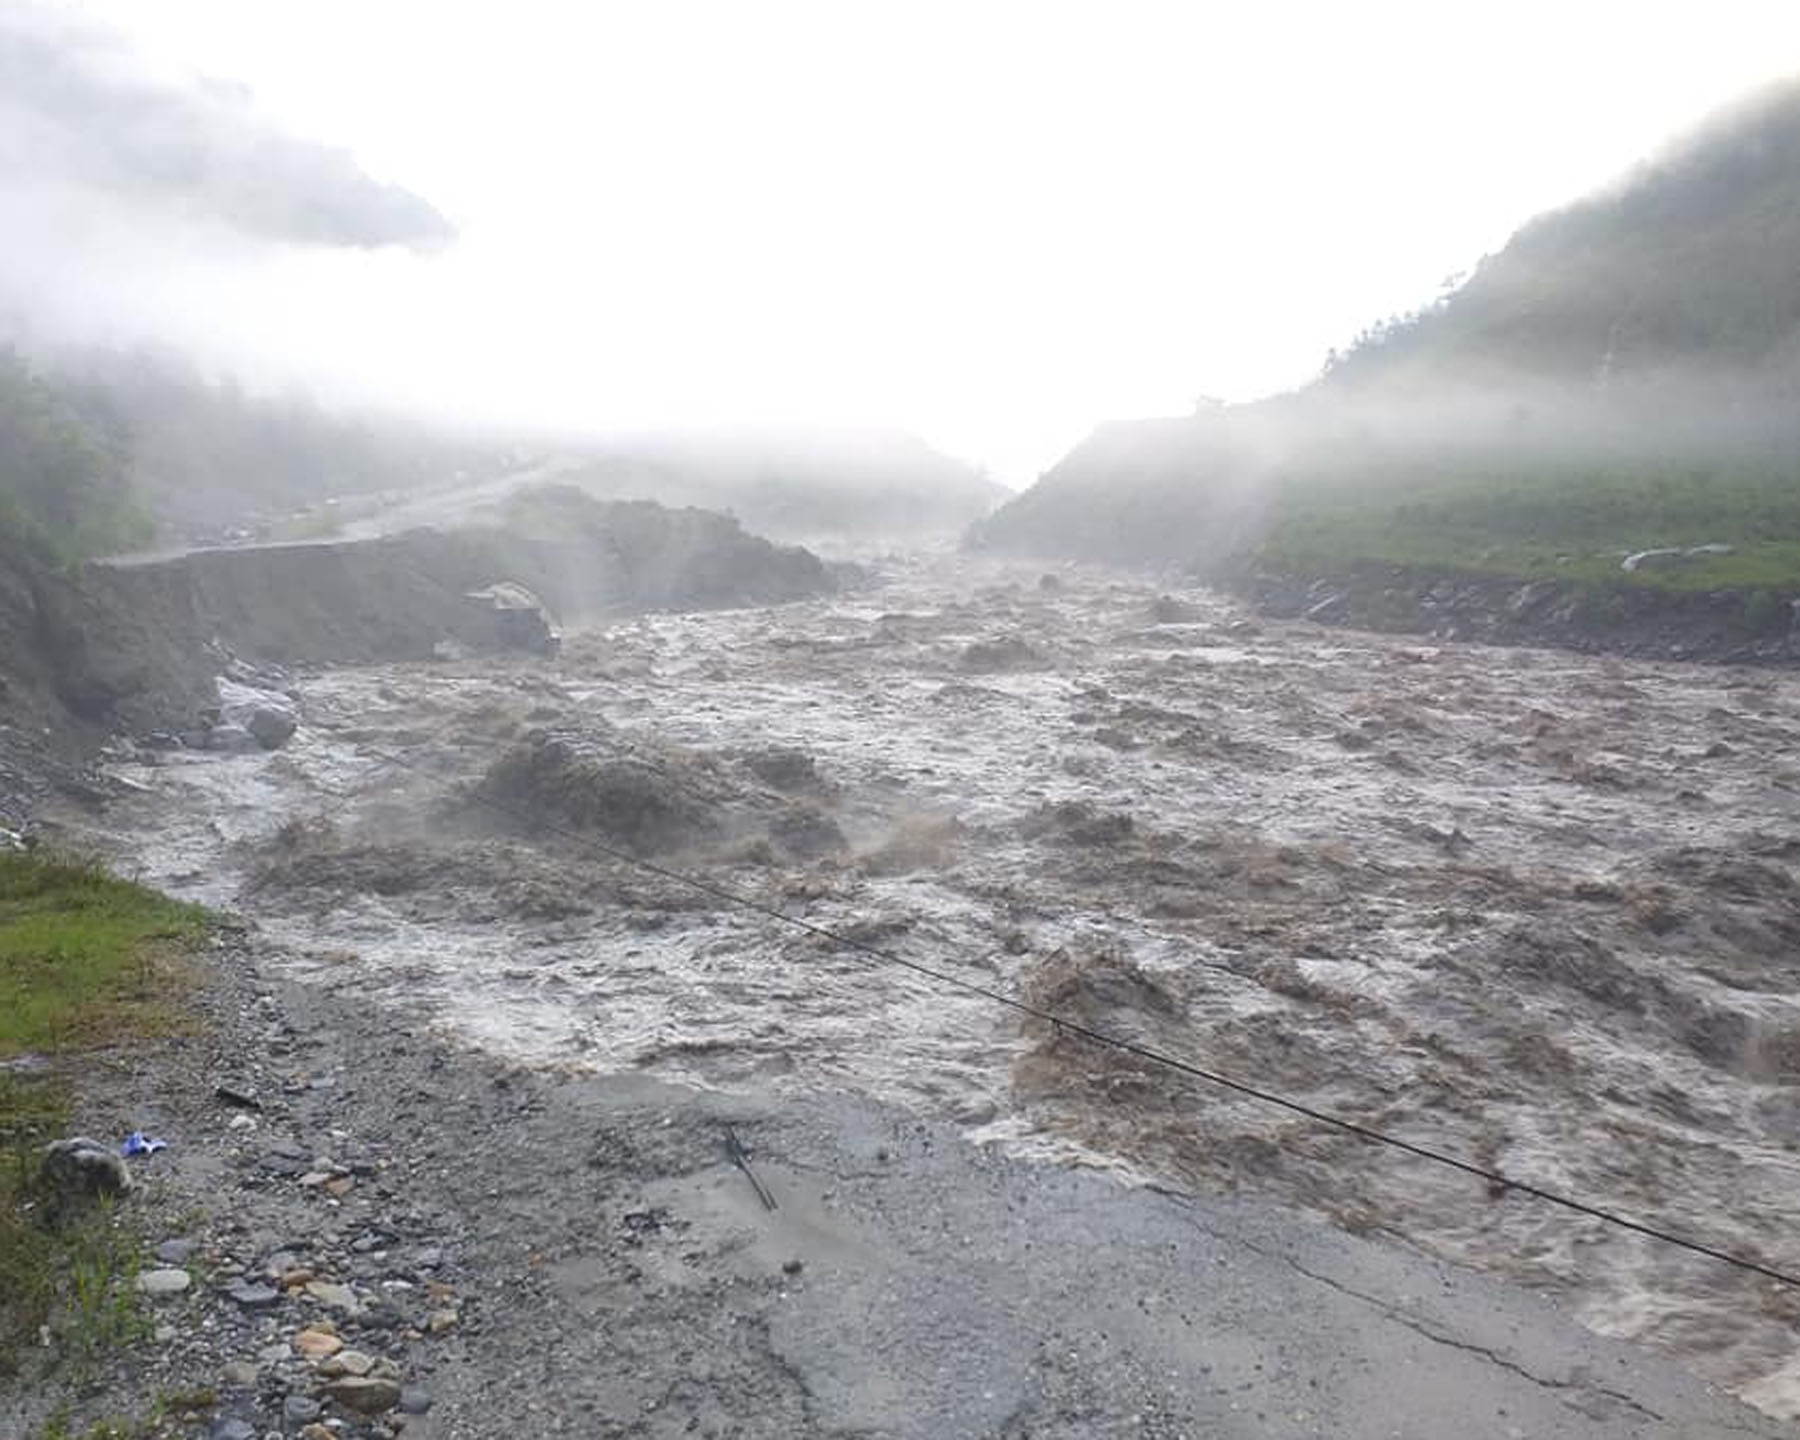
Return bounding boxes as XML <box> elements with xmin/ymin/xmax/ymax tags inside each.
<box><xmin>0</xmin><ymin>343</ymin><xmax>501</xmax><ymax>561</ymax></box>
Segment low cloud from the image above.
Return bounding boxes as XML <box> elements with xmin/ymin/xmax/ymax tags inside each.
<box><xmin>0</xmin><ymin>2</ymin><xmax>451</xmax><ymax>251</ymax></box>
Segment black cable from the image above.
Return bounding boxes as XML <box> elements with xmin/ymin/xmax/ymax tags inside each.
<box><xmin>346</xmin><ymin>738</ymin><xmax>1800</xmax><ymax>1290</ymax></box>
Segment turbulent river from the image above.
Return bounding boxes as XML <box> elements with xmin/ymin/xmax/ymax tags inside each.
<box><xmin>65</xmin><ymin>551</ymin><xmax>1800</xmax><ymax>1417</ymax></box>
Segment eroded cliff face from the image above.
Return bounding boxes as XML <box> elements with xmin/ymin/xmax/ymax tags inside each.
<box><xmin>0</xmin><ymin>505</ymin><xmax>839</xmax><ymax>806</ymax></box>
<box><xmin>1231</xmin><ymin>561</ymin><xmax>1800</xmax><ymax>665</ymax></box>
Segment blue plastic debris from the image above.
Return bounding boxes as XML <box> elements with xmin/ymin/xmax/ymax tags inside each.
<box><xmin>121</xmin><ymin>1131</ymin><xmax>167</xmax><ymax>1158</ymax></box>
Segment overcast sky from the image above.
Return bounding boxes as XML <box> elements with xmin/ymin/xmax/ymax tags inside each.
<box><xmin>47</xmin><ymin>1</ymin><xmax>1800</xmax><ymax>479</ymax></box>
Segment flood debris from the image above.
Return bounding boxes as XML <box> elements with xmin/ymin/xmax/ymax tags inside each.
<box><xmin>958</xmin><ymin>634</ymin><xmax>1049</xmax><ymax>673</ymax></box>
<box><xmin>463</xmin><ymin>581</ymin><xmax>561</xmax><ymax>656</ymax></box>
<box><xmin>214</xmin><ymin>1083</ymin><xmax>262</xmax><ymax>1110</ymax></box>
<box><xmin>476</xmin><ymin>725</ymin><xmax>846</xmax><ymax>863</ymax></box>
<box><xmin>215</xmin><ymin>676</ymin><xmax>300</xmax><ymax>750</ymax></box>
<box><xmin>724</xmin><ymin>1125</ymin><xmax>778</xmax><ymax>1211</ymax></box>
<box><xmin>478</xmin><ymin>728</ymin><xmax>730</xmax><ymax>854</ymax></box>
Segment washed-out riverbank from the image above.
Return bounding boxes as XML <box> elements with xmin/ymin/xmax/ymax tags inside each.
<box><xmin>47</xmin><ymin>550</ymin><xmax>1800</xmax><ymax>1423</ymax></box>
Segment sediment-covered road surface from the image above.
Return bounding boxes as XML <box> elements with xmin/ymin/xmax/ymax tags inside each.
<box><xmin>58</xmin><ymin>551</ymin><xmax>1800</xmax><ymax>1423</ymax></box>
<box><xmin>13</xmin><ymin>940</ymin><xmax>1785</xmax><ymax>1439</ymax></box>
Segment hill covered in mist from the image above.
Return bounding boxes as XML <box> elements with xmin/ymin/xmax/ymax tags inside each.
<box><xmin>555</xmin><ymin>430</ymin><xmax>1007</xmax><ymax>545</ymax></box>
<box><xmin>0</xmin><ymin>342</ymin><xmax>510</xmax><ymax>560</ymax></box>
<box><xmin>972</xmin><ymin>78</ymin><xmax>1800</xmax><ymax>596</ymax></box>
<box><xmin>1325</xmin><ymin>79</ymin><xmax>1800</xmax><ymax>388</ymax></box>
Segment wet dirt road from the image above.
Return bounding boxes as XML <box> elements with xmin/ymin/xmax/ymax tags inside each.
<box><xmin>70</xmin><ymin>552</ymin><xmax>1800</xmax><ymax>1417</ymax></box>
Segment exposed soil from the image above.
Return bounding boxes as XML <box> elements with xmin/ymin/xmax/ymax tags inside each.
<box><xmin>1233</xmin><ymin>561</ymin><xmax>1800</xmax><ymax>665</ymax></box>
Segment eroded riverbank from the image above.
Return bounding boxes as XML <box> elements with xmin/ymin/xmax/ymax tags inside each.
<box><xmin>57</xmin><ymin>552</ymin><xmax>1800</xmax><ymax>1417</ymax></box>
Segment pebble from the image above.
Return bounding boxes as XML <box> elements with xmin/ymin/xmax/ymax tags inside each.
<box><xmin>426</xmin><ymin>1308</ymin><xmax>458</xmax><ymax>1334</ymax></box>
<box><xmin>398</xmin><ymin>1386</ymin><xmax>434</xmax><ymax>1415</ymax></box>
<box><xmin>221</xmin><ymin>1360</ymin><xmax>259</xmax><ymax>1389</ymax></box>
<box><xmin>293</xmin><ymin>1325</ymin><xmax>343</xmax><ymax>1360</ymax></box>
<box><xmin>319</xmin><ymin>1349</ymin><xmax>375</xmax><ymax>1378</ymax></box>
<box><xmin>135</xmin><ymin>1267</ymin><xmax>192</xmax><ymax>1298</ymax></box>
<box><xmin>300</xmin><ymin>1427</ymin><xmax>334</xmax><ymax>1440</ymax></box>
<box><xmin>209</xmin><ymin>1421</ymin><xmax>256</xmax><ymax>1440</ymax></box>
<box><xmin>156</xmin><ymin>1237</ymin><xmax>196</xmax><ymax>1264</ymax></box>
<box><xmin>227</xmin><ymin>1279</ymin><xmax>281</xmax><ymax>1308</ymax></box>
<box><xmin>306</xmin><ymin>1279</ymin><xmax>359</xmax><ymax>1310</ymax></box>
<box><xmin>326</xmin><ymin>1376</ymin><xmax>403</xmax><ymax>1415</ymax></box>
<box><xmin>284</xmin><ymin>1395</ymin><xmax>323</xmax><ymax>1425</ymax></box>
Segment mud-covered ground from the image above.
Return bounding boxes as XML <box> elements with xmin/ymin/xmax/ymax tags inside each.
<box><xmin>60</xmin><ymin>552</ymin><xmax>1800</xmax><ymax>1418</ymax></box>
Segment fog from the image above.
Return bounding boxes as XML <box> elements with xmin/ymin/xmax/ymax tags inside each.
<box><xmin>5</xmin><ymin>0</ymin><xmax>1799</xmax><ymax>483</ymax></box>
<box><xmin>0</xmin><ymin>4</ymin><xmax>450</xmax><ymax>356</ymax></box>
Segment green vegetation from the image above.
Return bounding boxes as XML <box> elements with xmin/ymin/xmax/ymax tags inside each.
<box><xmin>0</xmin><ymin>851</ymin><xmax>209</xmax><ymax>1376</ymax></box>
<box><xmin>0</xmin><ymin>350</ymin><xmax>150</xmax><ymax>563</ymax></box>
<box><xmin>39</xmin><ymin>1387</ymin><xmax>219</xmax><ymax>1440</ymax></box>
<box><xmin>0</xmin><ymin>340</ymin><xmax>507</xmax><ymax>562</ymax></box>
<box><xmin>975</xmin><ymin>79</ymin><xmax>1800</xmax><ymax>600</ymax></box>
<box><xmin>0</xmin><ymin>852</ymin><xmax>209</xmax><ymax>1055</ymax></box>
<box><xmin>1260</xmin><ymin>446</ymin><xmax>1800</xmax><ymax>593</ymax></box>
<box><xmin>1326</xmin><ymin>79</ymin><xmax>1800</xmax><ymax>386</ymax></box>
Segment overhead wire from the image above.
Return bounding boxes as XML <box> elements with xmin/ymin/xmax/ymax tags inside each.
<box><xmin>333</xmin><ymin>736</ymin><xmax>1800</xmax><ymax>1291</ymax></box>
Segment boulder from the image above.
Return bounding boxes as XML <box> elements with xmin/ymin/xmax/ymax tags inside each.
<box><xmin>216</xmin><ymin>677</ymin><xmax>299</xmax><ymax>750</ymax></box>
<box><xmin>205</xmin><ymin>723</ymin><xmax>263</xmax><ymax>754</ymax></box>
<box><xmin>41</xmin><ymin>1136</ymin><xmax>131</xmax><ymax>1200</ymax></box>
<box><xmin>464</xmin><ymin>582</ymin><xmax>561</xmax><ymax>656</ymax></box>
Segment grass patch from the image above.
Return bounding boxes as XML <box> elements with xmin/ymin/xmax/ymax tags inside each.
<box><xmin>0</xmin><ymin>852</ymin><xmax>209</xmax><ymax>1057</ymax></box>
<box><xmin>0</xmin><ymin>851</ymin><xmax>211</xmax><ymax>1377</ymax></box>
<box><xmin>1261</xmin><ymin>455</ymin><xmax>1800</xmax><ymax>594</ymax></box>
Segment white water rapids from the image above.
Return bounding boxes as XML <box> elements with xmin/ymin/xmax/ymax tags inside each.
<box><xmin>63</xmin><ymin>552</ymin><xmax>1800</xmax><ymax>1418</ymax></box>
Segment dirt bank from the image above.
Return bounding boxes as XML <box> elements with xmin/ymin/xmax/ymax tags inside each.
<box><xmin>0</xmin><ymin>502</ymin><xmax>840</xmax><ymax>818</ymax></box>
<box><xmin>1230</xmin><ymin>561</ymin><xmax>1799</xmax><ymax>665</ymax></box>
<box><xmin>3</xmin><ymin>930</ymin><xmax>1786</xmax><ymax>1440</ymax></box>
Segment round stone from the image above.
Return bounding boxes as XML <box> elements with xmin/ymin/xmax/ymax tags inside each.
<box><xmin>135</xmin><ymin>1267</ymin><xmax>192</xmax><ymax>1298</ymax></box>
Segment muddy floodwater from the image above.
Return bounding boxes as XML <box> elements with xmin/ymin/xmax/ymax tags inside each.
<box><xmin>69</xmin><ymin>552</ymin><xmax>1800</xmax><ymax>1417</ymax></box>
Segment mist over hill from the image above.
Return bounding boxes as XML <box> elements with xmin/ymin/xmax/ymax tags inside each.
<box><xmin>555</xmin><ymin>429</ymin><xmax>1007</xmax><ymax>544</ymax></box>
<box><xmin>972</xmin><ymin>78</ymin><xmax>1800</xmax><ymax>599</ymax></box>
<box><xmin>1325</xmin><ymin>78</ymin><xmax>1800</xmax><ymax>388</ymax></box>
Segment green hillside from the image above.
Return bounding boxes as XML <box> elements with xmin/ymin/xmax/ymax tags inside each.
<box><xmin>0</xmin><ymin>344</ymin><xmax>504</xmax><ymax>561</ymax></box>
<box><xmin>971</xmin><ymin>79</ymin><xmax>1800</xmax><ymax>595</ymax></box>
<box><xmin>1326</xmin><ymin>79</ymin><xmax>1800</xmax><ymax>386</ymax></box>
